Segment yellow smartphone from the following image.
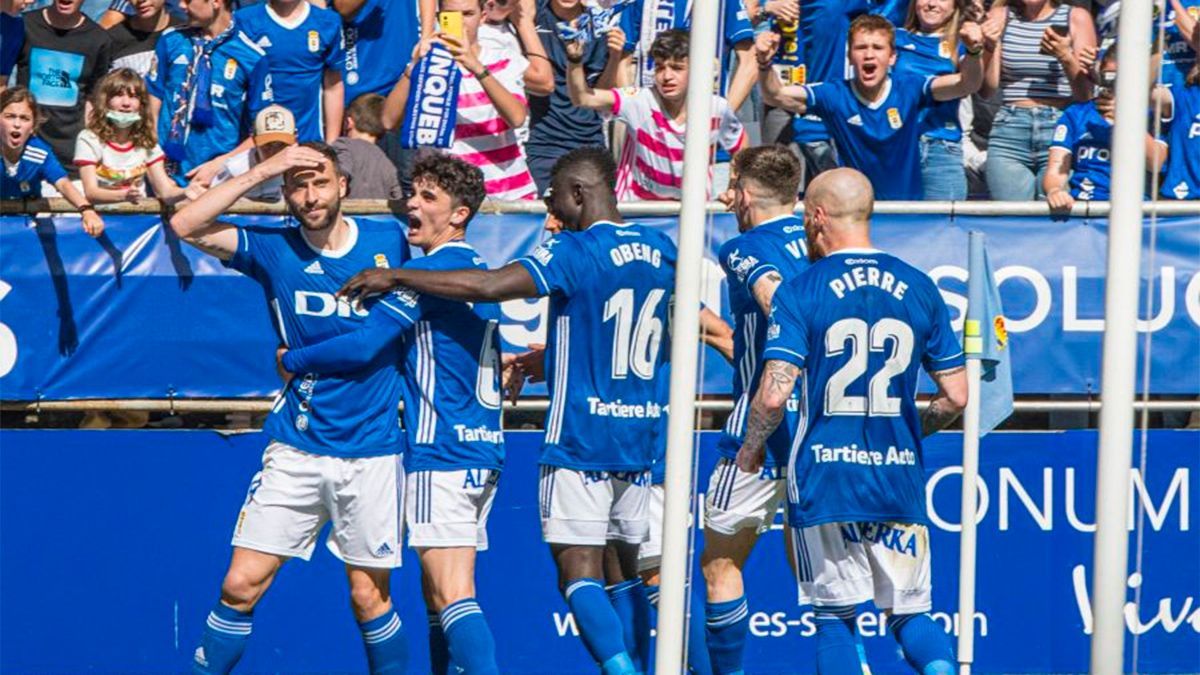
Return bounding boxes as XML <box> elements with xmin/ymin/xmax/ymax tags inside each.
<box><xmin>438</xmin><ymin>10</ymin><xmax>464</xmax><ymax>41</ymax></box>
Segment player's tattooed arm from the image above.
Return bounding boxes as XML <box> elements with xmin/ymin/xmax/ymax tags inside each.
<box><xmin>920</xmin><ymin>365</ymin><xmax>968</xmax><ymax>437</ymax></box>
<box><xmin>736</xmin><ymin>359</ymin><xmax>800</xmax><ymax>472</ymax></box>
<box><xmin>341</xmin><ymin>261</ymin><xmax>540</xmax><ymax>304</ymax></box>
<box><xmin>750</xmin><ymin>270</ymin><xmax>783</xmax><ymax>316</ymax></box>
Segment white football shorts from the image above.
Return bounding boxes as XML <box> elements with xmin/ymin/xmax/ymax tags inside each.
<box><xmin>539</xmin><ymin>466</ymin><xmax>651</xmax><ymax>546</ymax></box>
<box><xmin>790</xmin><ymin>521</ymin><xmax>932</xmax><ymax>614</ymax></box>
<box><xmin>704</xmin><ymin>457</ymin><xmax>787</xmax><ymax>536</ymax></box>
<box><xmin>232</xmin><ymin>441</ymin><xmax>405</xmax><ymax>569</ymax></box>
<box><xmin>637</xmin><ymin>483</ymin><xmax>665</xmax><ymax>572</ymax></box>
<box><xmin>406</xmin><ymin>468</ymin><xmax>499</xmax><ymax>551</ymax></box>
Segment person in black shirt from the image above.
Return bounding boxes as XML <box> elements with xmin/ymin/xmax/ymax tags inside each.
<box><xmin>16</xmin><ymin>0</ymin><xmax>112</xmax><ymax>176</ymax></box>
<box><xmin>526</xmin><ymin>0</ymin><xmax>626</xmax><ymax>195</ymax></box>
<box><xmin>107</xmin><ymin>0</ymin><xmax>183</xmax><ymax>76</ymax></box>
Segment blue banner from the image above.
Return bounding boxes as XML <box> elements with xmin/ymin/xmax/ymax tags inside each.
<box><xmin>1</xmin><ymin>429</ymin><xmax>1196</xmax><ymax>673</ymax></box>
<box><xmin>0</xmin><ymin>213</ymin><xmax>1197</xmax><ymax>399</ymax></box>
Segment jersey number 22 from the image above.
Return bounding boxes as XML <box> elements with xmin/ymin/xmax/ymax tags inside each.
<box><xmin>824</xmin><ymin>317</ymin><xmax>913</xmax><ymax>416</ymax></box>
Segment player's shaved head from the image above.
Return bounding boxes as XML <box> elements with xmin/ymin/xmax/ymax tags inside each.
<box><xmin>803</xmin><ymin>168</ymin><xmax>875</xmax><ymax>261</ymax></box>
<box><xmin>547</xmin><ymin>146</ymin><xmax>621</xmax><ymax>231</ymax></box>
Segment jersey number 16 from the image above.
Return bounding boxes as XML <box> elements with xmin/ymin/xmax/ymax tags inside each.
<box><xmin>603</xmin><ymin>288</ymin><xmax>666</xmax><ymax>380</ymax></box>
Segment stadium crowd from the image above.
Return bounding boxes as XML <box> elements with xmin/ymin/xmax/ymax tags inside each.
<box><xmin>1</xmin><ymin>0</ymin><xmax>1198</xmax><ymax>227</ymax></box>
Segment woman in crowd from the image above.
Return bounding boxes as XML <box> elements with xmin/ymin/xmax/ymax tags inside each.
<box><xmin>1</xmin><ymin>87</ymin><xmax>105</xmax><ymax>236</ymax></box>
<box><xmin>896</xmin><ymin>0</ymin><xmax>977</xmax><ymax>200</ymax></box>
<box><xmin>980</xmin><ymin>0</ymin><xmax>1097</xmax><ymax>200</ymax></box>
<box><xmin>74</xmin><ymin>68</ymin><xmax>185</xmax><ymax>205</ymax></box>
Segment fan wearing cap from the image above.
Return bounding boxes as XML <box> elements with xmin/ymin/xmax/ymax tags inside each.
<box><xmin>205</xmin><ymin>103</ymin><xmax>297</xmax><ymax>201</ymax></box>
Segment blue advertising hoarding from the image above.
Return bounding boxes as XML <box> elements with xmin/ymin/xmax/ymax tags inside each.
<box><xmin>0</xmin><ymin>213</ymin><xmax>1198</xmax><ymax>400</ymax></box>
<box><xmin>1</xmin><ymin>429</ymin><xmax>1196</xmax><ymax>673</ymax></box>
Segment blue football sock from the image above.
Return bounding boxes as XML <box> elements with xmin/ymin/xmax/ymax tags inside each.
<box><xmin>646</xmin><ymin>583</ymin><xmax>714</xmax><ymax>675</ymax></box>
<box><xmin>359</xmin><ymin>608</ymin><xmax>408</xmax><ymax>675</ymax></box>
<box><xmin>888</xmin><ymin>613</ymin><xmax>955</xmax><ymax>675</ymax></box>
<box><xmin>705</xmin><ymin>596</ymin><xmax>749</xmax><ymax>675</ymax></box>
<box><xmin>564</xmin><ymin>578</ymin><xmax>636</xmax><ymax>674</ymax></box>
<box><xmin>608</xmin><ymin>579</ymin><xmax>652</xmax><ymax>673</ymax></box>
<box><xmin>440</xmin><ymin>598</ymin><xmax>499</xmax><ymax>675</ymax></box>
<box><xmin>192</xmin><ymin>601</ymin><xmax>253</xmax><ymax>674</ymax></box>
<box><xmin>814</xmin><ymin>605</ymin><xmax>861</xmax><ymax>675</ymax></box>
<box><xmin>427</xmin><ymin>609</ymin><xmax>451</xmax><ymax>675</ymax></box>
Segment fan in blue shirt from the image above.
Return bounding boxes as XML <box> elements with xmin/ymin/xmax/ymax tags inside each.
<box><xmin>1160</xmin><ymin>0</ymin><xmax>1199</xmax><ymax>89</ymax></box>
<box><xmin>339</xmin><ymin>147</ymin><xmax>672</xmax><ymax>675</ymax></box>
<box><xmin>1044</xmin><ymin>50</ymin><xmax>1171</xmax><ymax>210</ymax></box>
<box><xmin>1159</xmin><ymin>76</ymin><xmax>1200</xmax><ymax>200</ymax></box>
<box><xmin>894</xmin><ymin>0</ymin><xmax>972</xmax><ymax>201</ymax></box>
<box><xmin>620</xmin><ymin>0</ymin><xmax>757</xmax><ymax>110</ymax></box>
<box><xmin>791</xmin><ymin>0</ymin><xmax>869</xmax><ymax>145</ymax></box>
<box><xmin>169</xmin><ymin>143</ymin><xmax>411</xmax><ymax>675</ymax></box>
<box><xmin>737</xmin><ymin>167</ymin><xmax>967</xmax><ymax>675</ymax></box>
<box><xmin>335</xmin><ymin>0</ymin><xmax>419</xmax><ymax>104</ymax></box>
<box><xmin>281</xmin><ymin>154</ymin><xmax>505</xmax><ymax>675</ymax></box>
<box><xmin>758</xmin><ymin>13</ymin><xmax>984</xmax><ymax>200</ymax></box>
<box><xmin>236</xmin><ymin>0</ymin><xmax>345</xmax><ymax>143</ymax></box>
<box><xmin>147</xmin><ymin>2</ymin><xmax>274</xmax><ymax>186</ymax></box>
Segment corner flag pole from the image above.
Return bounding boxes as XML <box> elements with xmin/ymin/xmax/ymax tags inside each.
<box><xmin>656</xmin><ymin>0</ymin><xmax>720</xmax><ymax>671</ymax></box>
<box><xmin>957</xmin><ymin>356</ymin><xmax>981</xmax><ymax>675</ymax></box>
<box><xmin>1090</xmin><ymin>1</ymin><xmax>1155</xmax><ymax>672</ymax></box>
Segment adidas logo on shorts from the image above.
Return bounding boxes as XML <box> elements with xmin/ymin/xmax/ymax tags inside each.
<box><xmin>374</xmin><ymin>542</ymin><xmax>393</xmax><ymax>557</ymax></box>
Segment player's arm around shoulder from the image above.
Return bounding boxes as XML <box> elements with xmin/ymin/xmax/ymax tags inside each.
<box><xmin>341</xmin><ymin>260</ymin><xmax>541</xmax><ymax>305</ymax></box>
<box><xmin>169</xmin><ymin>146</ymin><xmax>329</xmax><ymax>260</ymax></box>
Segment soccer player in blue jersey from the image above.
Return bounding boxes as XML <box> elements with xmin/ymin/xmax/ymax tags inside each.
<box><xmin>693</xmin><ymin>145</ymin><xmax>811</xmax><ymax>674</ymax></box>
<box><xmin>236</xmin><ymin>0</ymin><xmax>346</xmax><ymax>143</ymax></box>
<box><xmin>276</xmin><ymin>153</ymin><xmax>506</xmax><ymax>675</ymax></box>
<box><xmin>341</xmin><ymin>146</ymin><xmax>675</xmax><ymax>675</ymax></box>
<box><xmin>759</xmin><ymin>13</ymin><xmax>985</xmax><ymax>200</ymax></box>
<box><xmin>738</xmin><ymin>168</ymin><xmax>968</xmax><ymax>675</ymax></box>
<box><xmin>1044</xmin><ymin>46</ymin><xmax>1171</xmax><ymax>210</ymax></box>
<box><xmin>147</xmin><ymin>0</ymin><xmax>274</xmax><ymax>187</ymax></box>
<box><xmin>169</xmin><ymin>142</ymin><xmax>410</xmax><ymax>675</ymax></box>
<box><xmin>1159</xmin><ymin>18</ymin><xmax>1200</xmax><ymax>200</ymax></box>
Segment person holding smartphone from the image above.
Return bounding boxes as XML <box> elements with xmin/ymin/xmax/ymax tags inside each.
<box><xmin>978</xmin><ymin>0</ymin><xmax>1097</xmax><ymax>200</ymax></box>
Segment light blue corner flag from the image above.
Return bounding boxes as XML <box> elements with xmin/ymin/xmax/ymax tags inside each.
<box><xmin>965</xmin><ymin>231</ymin><xmax>1014</xmax><ymax>435</ymax></box>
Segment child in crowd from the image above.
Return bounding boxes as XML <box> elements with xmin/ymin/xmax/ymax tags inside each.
<box><xmin>333</xmin><ymin>93</ymin><xmax>403</xmax><ymax>200</ymax></box>
<box><xmin>75</xmin><ymin>68</ymin><xmax>185</xmax><ymax>205</ymax></box>
<box><xmin>1</xmin><ymin>87</ymin><xmax>105</xmax><ymax>236</ymax></box>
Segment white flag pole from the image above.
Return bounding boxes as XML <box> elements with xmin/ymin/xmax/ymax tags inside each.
<box><xmin>956</xmin><ymin>357</ymin><xmax>982</xmax><ymax>675</ymax></box>
<box><xmin>655</xmin><ymin>0</ymin><xmax>720</xmax><ymax>672</ymax></box>
<box><xmin>1089</xmin><ymin>1</ymin><xmax>1155</xmax><ymax>673</ymax></box>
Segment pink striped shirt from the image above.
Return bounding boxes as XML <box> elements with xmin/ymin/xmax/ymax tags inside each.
<box><xmin>450</xmin><ymin>47</ymin><xmax>537</xmax><ymax>201</ymax></box>
<box><xmin>610</xmin><ymin>87</ymin><xmax>747</xmax><ymax>201</ymax></box>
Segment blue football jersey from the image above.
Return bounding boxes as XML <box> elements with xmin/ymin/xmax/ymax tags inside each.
<box><xmin>1160</xmin><ymin>2</ymin><xmax>1199</xmax><ymax>89</ymax></box>
<box><xmin>225</xmin><ymin>218</ymin><xmax>410</xmax><ymax>457</ymax></box>
<box><xmin>804</xmin><ymin>73</ymin><xmax>935</xmax><ymax>200</ymax></box>
<box><xmin>894</xmin><ymin>29</ymin><xmax>962</xmax><ymax>142</ymax></box>
<box><xmin>341</xmin><ymin>0</ymin><xmax>419</xmax><ymax>103</ymax></box>
<box><xmin>377</xmin><ymin>242</ymin><xmax>504</xmax><ymax>472</ymax></box>
<box><xmin>517</xmin><ymin>221</ymin><xmax>677</xmax><ymax>472</ymax></box>
<box><xmin>1161</xmin><ymin>83</ymin><xmax>1200</xmax><ymax>201</ymax></box>
<box><xmin>148</xmin><ymin>25</ymin><xmax>274</xmax><ymax>181</ymax></box>
<box><xmin>763</xmin><ymin>248</ymin><xmax>964</xmax><ymax>527</ymax></box>
<box><xmin>235</xmin><ymin>2</ymin><xmax>345</xmax><ymax>142</ymax></box>
<box><xmin>715</xmin><ymin>215</ymin><xmax>811</xmax><ymax>469</ymax></box>
<box><xmin>792</xmin><ymin>0</ymin><xmax>869</xmax><ymax>143</ymax></box>
<box><xmin>1050</xmin><ymin>101</ymin><xmax>1114</xmax><ymax>200</ymax></box>
<box><xmin>1</xmin><ymin>137</ymin><xmax>67</xmax><ymax>199</ymax></box>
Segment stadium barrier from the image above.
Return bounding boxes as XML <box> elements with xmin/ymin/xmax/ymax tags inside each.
<box><xmin>0</xmin><ymin>428</ymin><xmax>1195</xmax><ymax>673</ymax></box>
<box><xmin>2</xmin><ymin>202</ymin><xmax>1197</xmax><ymax>406</ymax></box>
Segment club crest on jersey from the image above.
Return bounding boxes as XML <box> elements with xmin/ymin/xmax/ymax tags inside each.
<box><xmin>295</xmin><ymin>413</ymin><xmax>309</xmax><ymax>431</ymax></box>
<box><xmin>374</xmin><ymin>253</ymin><xmax>389</xmax><ymax>268</ymax></box>
<box><xmin>307</xmin><ymin>30</ymin><xmax>320</xmax><ymax>52</ymax></box>
<box><xmin>224</xmin><ymin>58</ymin><xmax>238</xmax><ymax>80</ymax></box>
<box><xmin>886</xmin><ymin>107</ymin><xmax>902</xmax><ymax>129</ymax></box>
<box><xmin>938</xmin><ymin>40</ymin><xmax>951</xmax><ymax>58</ymax></box>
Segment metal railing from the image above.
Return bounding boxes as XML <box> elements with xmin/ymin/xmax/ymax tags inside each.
<box><xmin>2</xmin><ymin>198</ymin><xmax>1199</xmax><ymax>217</ymax></box>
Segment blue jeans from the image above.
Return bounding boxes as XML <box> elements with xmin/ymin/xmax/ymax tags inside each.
<box><xmin>985</xmin><ymin>104</ymin><xmax>1063</xmax><ymax>201</ymax></box>
<box><xmin>919</xmin><ymin>136</ymin><xmax>967</xmax><ymax>201</ymax></box>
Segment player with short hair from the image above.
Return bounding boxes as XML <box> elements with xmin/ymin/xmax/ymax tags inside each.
<box><xmin>689</xmin><ymin>144</ymin><xmax>811</xmax><ymax>674</ymax></box>
<box><xmin>168</xmin><ymin>141</ymin><xmax>410</xmax><ymax>675</ymax></box>
<box><xmin>737</xmin><ymin>167</ymin><xmax>968</xmax><ymax>675</ymax></box>
<box><xmin>276</xmin><ymin>152</ymin><xmax>506</xmax><ymax>674</ymax></box>
<box><xmin>341</xmin><ymin>146</ymin><xmax>675</xmax><ymax>675</ymax></box>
